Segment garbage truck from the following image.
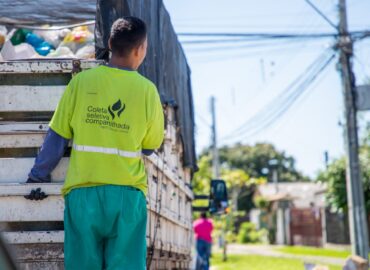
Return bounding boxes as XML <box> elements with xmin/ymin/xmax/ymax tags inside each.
<box><xmin>0</xmin><ymin>0</ymin><xmax>228</xmax><ymax>269</ymax></box>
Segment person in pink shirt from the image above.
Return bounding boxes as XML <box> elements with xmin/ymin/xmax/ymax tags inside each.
<box><xmin>193</xmin><ymin>212</ymin><xmax>213</xmax><ymax>270</ymax></box>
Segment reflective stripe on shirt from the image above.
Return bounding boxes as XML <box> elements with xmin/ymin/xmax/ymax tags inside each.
<box><xmin>73</xmin><ymin>144</ymin><xmax>142</xmax><ymax>158</ymax></box>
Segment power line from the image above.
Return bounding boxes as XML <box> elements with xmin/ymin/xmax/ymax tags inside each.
<box><xmin>180</xmin><ymin>37</ymin><xmax>292</xmax><ymax>45</ymax></box>
<box><xmin>224</xmin><ymin>54</ymin><xmax>335</xmax><ymax>141</ymax></box>
<box><xmin>179</xmin><ymin>32</ymin><xmax>337</xmax><ymax>38</ymax></box>
<box><xmin>183</xmin><ymin>38</ymin><xmax>328</xmax><ymax>54</ymax></box>
<box><xmin>177</xmin><ymin>30</ymin><xmax>370</xmax><ymax>39</ymax></box>
<box><xmin>305</xmin><ymin>0</ymin><xmax>338</xmax><ymax>30</ymax></box>
<box><xmin>182</xmin><ymin>36</ymin><xmax>325</xmax><ymax>47</ymax></box>
<box><xmin>220</xmin><ymin>50</ymin><xmax>336</xmax><ymax>142</ymax></box>
<box><xmin>229</xmin><ymin>51</ymin><xmax>334</xmax><ymax>137</ymax></box>
<box><xmin>196</xmin><ymin>112</ymin><xmax>211</xmax><ymax>127</ymax></box>
<box><xmin>189</xmin><ymin>41</ymin><xmax>328</xmax><ymax>64</ymax></box>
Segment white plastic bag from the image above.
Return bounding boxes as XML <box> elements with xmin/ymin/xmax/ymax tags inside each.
<box><xmin>75</xmin><ymin>44</ymin><xmax>95</xmax><ymax>59</ymax></box>
<box><xmin>47</xmin><ymin>46</ymin><xmax>75</xmax><ymax>58</ymax></box>
<box><xmin>1</xmin><ymin>39</ymin><xmax>39</xmax><ymax>60</ymax></box>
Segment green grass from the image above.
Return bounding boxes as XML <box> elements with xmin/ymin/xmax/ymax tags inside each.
<box><xmin>211</xmin><ymin>253</ymin><xmax>342</xmax><ymax>270</ymax></box>
<box><xmin>276</xmin><ymin>246</ymin><xmax>351</xmax><ymax>258</ymax></box>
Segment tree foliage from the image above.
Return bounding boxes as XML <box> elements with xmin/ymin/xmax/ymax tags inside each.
<box><xmin>318</xmin><ymin>127</ymin><xmax>370</xmax><ymax>212</ymax></box>
<box><xmin>195</xmin><ymin>142</ymin><xmax>303</xmax><ymax>212</ymax></box>
<box><xmin>192</xmin><ymin>155</ymin><xmax>212</xmax><ymax>195</ymax></box>
<box><xmin>217</xmin><ymin>143</ymin><xmax>308</xmax><ymax>182</ymax></box>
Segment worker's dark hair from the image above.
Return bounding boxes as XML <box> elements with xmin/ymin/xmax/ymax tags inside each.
<box><xmin>201</xmin><ymin>212</ymin><xmax>207</xmax><ymax>219</ymax></box>
<box><xmin>109</xmin><ymin>17</ymin><xmax>147</xmax><ymax>57</ymax></box>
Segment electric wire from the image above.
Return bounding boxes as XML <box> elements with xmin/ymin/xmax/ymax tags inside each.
<box><xmin>220</xmin><ymin>49</ymin><xmax>336</xmax><ymax>142</ymax></box>
<box><xmin>223</xmin><ymin>54</ymin><xmax>335</xmax><ymax>142</ymax></box>
<box><xmin>224</xmin><ymin>50</ymin><xmax>334</xmax><ymax>137</ymax></box>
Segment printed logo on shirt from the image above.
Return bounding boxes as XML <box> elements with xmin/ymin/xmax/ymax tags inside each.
<box><xmin>108</xmin><ymin>99</ymin><xmax>125</xmax><ymax>120</ymax></box>
<box><xmin>84</xmin><ymin>99</ymin><xmax>130</xmax><ymax>133</ymax></box>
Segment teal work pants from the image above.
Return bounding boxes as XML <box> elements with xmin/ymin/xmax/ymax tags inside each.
<box><xmin>64</xmin><ymin>185</ymin><xmax>147</xmax><ymax>270</ymax></box>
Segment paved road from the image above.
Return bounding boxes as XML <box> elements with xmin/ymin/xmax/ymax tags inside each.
<box><xmin>215</xmin><ymin>244</ymin><xmax>346</xmax><ymax>266</ymax></box>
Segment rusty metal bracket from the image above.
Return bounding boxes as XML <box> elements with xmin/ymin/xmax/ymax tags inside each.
<box><xmin>72</xmin><ymin>60</ymin><xmax>82</xmax><ymax>76</ymax></box>
<box><xmin>159</xmin><ymin>241</ymin><xmax>165</xmax><ymax>257</ymax></box>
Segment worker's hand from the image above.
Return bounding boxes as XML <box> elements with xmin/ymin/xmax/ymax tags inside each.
<box><xmin>24</xmin><ymin>178</ymin><xmax>48</xmax><ymax>200</ymax></box>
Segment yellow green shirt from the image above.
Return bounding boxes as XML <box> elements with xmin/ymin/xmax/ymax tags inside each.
<box><xmin>50</xmin><ymin>65</ymin><xmax>164</xmax><ymax>195</ymax></box>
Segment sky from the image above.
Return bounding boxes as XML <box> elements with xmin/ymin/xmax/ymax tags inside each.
<box><xmin>163</xmin><ymin>0</ymin><xmax>370</xmax><ymax>178</ymax></box>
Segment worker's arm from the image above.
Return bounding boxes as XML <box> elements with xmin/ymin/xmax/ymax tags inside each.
<box><xmin>24</xmin><ymin>128</ymin><xmax>69</xmax><ymax>200</ymax></box>
<box><xmin>142</xmin><ymin>149</ymin><xmax>154</xmax><ymax>156</ymax></box>
<box><xmin>142</xmin><ymin>86</ymin><xmax>164</xmax><ymax>150</ymax></box>
<box><xmin>25</xmin><ymin>79</ymin><xmax>76</xmax><ymax>200</ymax></box>
<box><xmin>27</xmin><ymin>128</ymin><xmax>69</xmax><ymax>183</ymax></box>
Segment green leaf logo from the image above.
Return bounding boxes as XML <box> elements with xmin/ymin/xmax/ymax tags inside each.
<box><xmin>108</xmin><ymin>99</ymin><xmax>126</xmax><ymax>120</ymax></box>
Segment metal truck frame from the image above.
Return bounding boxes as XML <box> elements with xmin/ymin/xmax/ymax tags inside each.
<box><xmin>0</xmin><ymin>60</ymin><xmax>194</xmax><ymax>269</ymax></box>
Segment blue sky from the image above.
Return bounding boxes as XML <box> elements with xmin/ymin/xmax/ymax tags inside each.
<box><xmin>163</xmin><ymin>0</ymin><xmax>370</xmax><ymax>178</ymax></box>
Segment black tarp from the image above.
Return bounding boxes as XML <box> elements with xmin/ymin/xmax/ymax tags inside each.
<box><xmin>0</xmin><ymin>0</ymin><xmax>197</xmax><ymax>172</ymax></box>
<box><xmin>0</xmin><ymin>0</ymin><xmax>96</xmax><ymax>24</ymax></box>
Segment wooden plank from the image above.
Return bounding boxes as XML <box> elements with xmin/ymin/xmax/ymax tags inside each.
<box><xmin>0</xmin><ymin>122</ymin><xmax>49</xmax><ymax>134</ymax></box>
<box><xmin>3</xmin><ymin>231</ymin><xmax>191</xmax><ymax>255</ymax></box>
<box><xmin>0</xmin><ymin>158</ymin><xmax>68</xmax><ymax>183</ymax></box>
<box><xmin>0</xmin><ymin>183</ymin><xmax>191</xmax><ymax>230</ymax></box>
<box><xmin>0</xmin><ymin>85</ymin><xmax>65</xmax><ymax>112</ymax></box>
<box><xmin>0</xmin><ymin>60</ymin><xmax>101</xmax><ymax>74</ymax></box>
<box><xmin>0</xmin><ymin>183</ymin><xmax>62</xmax><ymax>196</ymax></box>
<box><xmin>0</xmin><ymin>154</ymin><xmax>193</xmax><ymax>199</ymax></box>
<box><xmin>146</xmin><ymin>154</ymin><xmax>193</xmax><ymax>200</ymax></box>
<box><xmin>0</xmin><ymin>194</ymin><xmax>64</xmax><ymax>222</ymax></box>
<box><xmin>0</xmin><ymin>133</ymin><xmax>73</xmax><ymax>148</ymax></box>
<box><xmin>2</xmin><ymin>231</ymin><xmax>64</xmax><ymax>244</ymax></box>
<box><xmin>0</xmin><ymin>133</ymin><xmax>46</xmax><ymax>148</ymax></box>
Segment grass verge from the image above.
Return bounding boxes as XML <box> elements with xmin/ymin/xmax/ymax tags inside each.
<box><xmin>276</xmin><ymin>246</ymin><xmax>351</xmax><ymax>258</ymax></box>
<box><xmin>211</xmin><ymin>253</ymin><xmax>342</xmax><ymax>270</ymax></box>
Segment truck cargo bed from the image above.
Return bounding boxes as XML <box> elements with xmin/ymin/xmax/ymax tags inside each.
<box><xmin>0</xmin><ymin>60</ymin><xmax>194</xmax><ymax>270</ymax></box>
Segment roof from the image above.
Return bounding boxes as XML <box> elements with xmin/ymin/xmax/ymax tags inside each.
<box><xmin>256</xmin><ymin>182</ymin><xmax>327</xmax><ymax>208</ymax></box>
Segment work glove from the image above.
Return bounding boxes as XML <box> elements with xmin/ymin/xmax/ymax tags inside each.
<box><xmin>24</xmin><ymin>178</ymin><xmax>48</xmax><ymax>200</ymax></box>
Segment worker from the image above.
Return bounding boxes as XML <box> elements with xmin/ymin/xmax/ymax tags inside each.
<box><xmin>193</xmin><ymin>212</ymin><xmax>214</xmax><ymax>270</ymax></box>
<box><xmin>25</xmin><ymin>17</ymin><xmax>164</xmax><ymax>270</ymax></box>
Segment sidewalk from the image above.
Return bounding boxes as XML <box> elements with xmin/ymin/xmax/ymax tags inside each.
<box><xmin>215</xmin><ymin>244</ymin><xmax>346</xmax><ymax>266</ymax></box>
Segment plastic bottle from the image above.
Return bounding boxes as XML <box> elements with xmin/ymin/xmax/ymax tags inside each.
<box><xmin>61</xmin><ymin>26</ymin><xmax>93</xmax><ymax>53</ymax></box>
<box><xmin>25</xmin><ymin>33</ymin><xmax>53</xmax><ymax>56</ymax></box>
<box><xmin>10</xmin><ymin>29</ymin><xmax>32</xmax><ymax>45</ymax></box>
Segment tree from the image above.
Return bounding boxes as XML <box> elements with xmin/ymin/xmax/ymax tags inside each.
<box><xmin>192</xmin><ymin>155</ymin><xmax>212</xmax><ymax>195</ymax></box>
<box><xmin>192</xmin><ymin>154</ymin><xmax>260</xmax><ymax>204</ymax></box>
<box><xmin>221</xmin><ymin>168</ymin><xmax>265</xmax><ymax>211</ymax></box>
<box><xmin>197</xmin><ymin>142</ymin><xmax>305</xmax><ymax>212</ymax></box>
<box><xmin>217</xmin><ymin>143</ymin><xmax>308</xmax><ymax>182</ymax></box>
<box><xmin>318</xmin><ymin>127</ymin><xmax>370</xmax><ymax>212</ymax></box>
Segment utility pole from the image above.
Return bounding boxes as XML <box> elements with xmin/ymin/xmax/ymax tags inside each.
<box><xmin>210</xmin><ymin>96</ymin><xmax>227</xmax><ymax>261</ymax></box>
<box><xmin>338</xmin><ymin>0</ymin><xmax>369</xmax><ymax>260</ymax></box>
<box><xmin>210</xmin><ymin>96</ymin><xmax>220</xmax><ymax>178</ymax></box>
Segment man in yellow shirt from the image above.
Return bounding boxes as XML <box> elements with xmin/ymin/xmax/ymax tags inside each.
<box><xmin>26</xmin><ymin>17</ymin><xmax>164</xmax><ymax>270</ymax></box>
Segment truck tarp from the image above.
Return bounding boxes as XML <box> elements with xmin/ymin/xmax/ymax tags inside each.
<box><xmin>0</xmin><ymin>0</ymin><xmax>198</xmax><ymax>172</ymax></box>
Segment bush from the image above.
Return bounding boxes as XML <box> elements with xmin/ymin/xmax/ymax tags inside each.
<box><xmin>237</xmin><ymin>222</ymin><xmax>267</xmax><ymax>244</ymax></box>
<box><xmin>254</xmin><ymin>196</ymin><xmax>269</xmax><ymax>209</ymax></box>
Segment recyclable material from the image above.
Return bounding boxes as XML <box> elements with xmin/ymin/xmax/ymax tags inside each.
<box><xmin>48</xmin><ymin>46</ymin><xmax>75</xmax><ymax>58</ymax></box>
<box><xmin>25</xmin><ymin>33</ymin><xmax>53</xmax><ymax>56</ymax></box>
<box><xmin>75</xmin><ymin>44</ymin><xmax>95</xmax><ymax>59</ymax></box>
<box><xmin>1</xmin><ymin>39</ymin><xmax>39</xmax><ymax>60</ymax></box>
<box><xmin>0</xmin><ymin>26</ymin><xmax>7</xmax><ymax>48</ymax></box>
<box><xmin>61</xmin><ymin>26</ymin><xmax>94</xmax><ymax>52</ymax></box>
<box><xmin>10</xmin><ymin>28</ymin><xmax>32</xmax><ymax>45</ymax></box>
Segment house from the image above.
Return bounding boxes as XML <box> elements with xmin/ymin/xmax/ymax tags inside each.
<box><xmin>251</xmin><ymin>182</ymin><xmax>327</xmax><ymax>246</ymax></box>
